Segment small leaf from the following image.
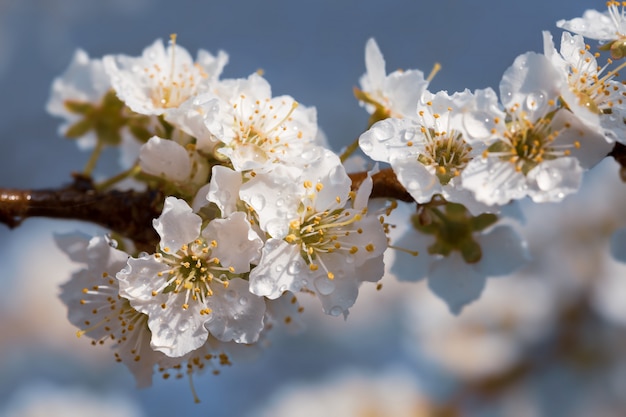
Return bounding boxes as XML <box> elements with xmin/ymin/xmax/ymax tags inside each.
<box><xmin>460</xmin><ymin>239</ymin><xmax>482</xmax><ymax>263</ymax></box>
<box><xmin>470</xmin><ymin>213</ymin><xmax>498</xmax><ymax>231</ymax></box>
<box><xmin>64</xmin><ymin>100</ymin><xmax>93</xmax><ymax>115</ymax></box>
<box><xmin>65</xmin><ymin>118</ymin><xmax>93</xmax><ymax>138</ymax></box>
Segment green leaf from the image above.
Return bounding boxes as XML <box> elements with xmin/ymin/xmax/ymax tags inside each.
<box><xmin>64</xmin><ymin>100</ymin><xmax>94</xmax><ymax>115</ymax></box>
<box><xmin>65</xmin><ymin>119</ymin><xmax>93</xmax><ymax>138</ymax></box>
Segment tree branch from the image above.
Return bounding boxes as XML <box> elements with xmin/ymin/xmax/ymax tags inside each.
<box><xmin>0</xmin><ymin>174</ymin><xmax>162</xmax><ymax>251</ymax></box>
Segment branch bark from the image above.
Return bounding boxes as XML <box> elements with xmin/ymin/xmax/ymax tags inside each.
<box><xmin>0</xmin><ymin>168</ymin><xmax>411</xmax><ymax>250</ymax></box>
<box><xmin>0</xmin><ymin>174</ymin><xmax>162</xmax><ymax>251</ymax></box>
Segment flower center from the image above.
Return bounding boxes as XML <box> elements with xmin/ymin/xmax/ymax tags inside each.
<box><xmin>568</xmin><ymin>48</ymin><xmax>626</xmax><ymax>114</ymax></box>
<box><xmin>146</xmin><ymin>34</ymin><xmax>208</xmax><ymax>109</ymax></box>
<box><xmin>154</xmin><ymin>238</ymin><xmax>233</xmax><ymax>312</ymax></box>
<box><xmin>415</xmin><ymin>102</ymin><xmax>474</xmax><ymax>185</ymax></box>
<box><xmin>283</xmin><ymin>181</ymin><xmax>370</xmax><ymax>279</ymax></box>
<box><xmin>417</xmin><ymin>128</ymin><xmax>473</xmax><ymax>185</ymax></box>
<box><xmin>482</xmin><ymin>110</ymin><xmax>579</xmax><ymax>175</ymax></box>
<box><xmin>230</xmin><ymin>95</ymin><xmax>300</xmax><ymax>160</ymax></box>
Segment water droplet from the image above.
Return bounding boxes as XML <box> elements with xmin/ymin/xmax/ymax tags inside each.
<box><xmin>279</xmin><ymin>284</ymin><xmax>288</xmax><ymax>293</ymax></box>
<box><xmin>266</xmin><ymin>218</ymin><xmax>289</xmax><ymax>238</ymax></box>
<box><xmin>251</xmin><ymin>275</ymin><xmax>274</xmax><ymax>296</ymax></box>
<box><xmin>238</xmin><ymin>296</ymin><xmax>248</xmax><ymax>306</ymax></box>
<box><xmin>329</xmin><ymin>306</ymin><xmax>343</xmax><ymax>317</ymax></box>
<box><xmin>329</xmin><ymin>165</ymin><xmax>347</xmax><ymax>185</ymax></box>
<box><xmin>525</xmin><ymin>91</ymin><xmax>547</xmax><ymax>112</ymax></box>
<box><xmin>217</xmin><ymin>189</ymin><xmax>231</xmax><ymax>202</ymax></box>
<box><xmin>275</xmin><ymin>264</ymin><xmax>284</xmax><ymax>273</ymax></box>
<box><xmin>250</xmin><ymin>194</ymin><xmax>266</xmax><ymax>210</ymax></box>
<box><xmin>402</xmin><ymin>128</ymin><xmax>416</xmax><ymax>142</ymax></box>
<box><xmin>359</xmin><ymin>134</ymin><xmax>374</xmax><ymax>153</ymax></box>
<box><xmin>406</xmin><ymin>180</ymin><xmax>419</xmax><ymax>191</ymax></box>
<box><xmin>314</xmin><ymin>277</ymin><xmax>335</xmax><ymax>295</ymax></box>
<box><xmin>224</xmin><ymin>289</ymin><xmax>236</xmax><ymax>300</ymax></box>
<box><xmin>463</xmin><ymin>111</ymin><xmax>494</xmax><ymax>140</ymax></box>
<box><xmin>345</xmin><ymin>254</ymin><xmax>355</xmax><ymax>264</ymax></box>
<box><xmin>177</xmin><ymin>319</ymin><xmax>190</xmax><ymax>332</ymax></box>
<box><xmin>288</xmin><ymin>261</ymin><xmax>302</xmax><ymax>275</ymax></box>
<box><xmin>276</xmin><ymin>198</ymin><xmax>285</xmax><ymax>207</ymax></box>
<box><xmin>372</xmin><ymin>120</ymin><xmax>395</xmax><ymax>142</ymax></box>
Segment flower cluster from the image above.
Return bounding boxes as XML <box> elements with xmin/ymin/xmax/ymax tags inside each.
<box><xmin>356</xmin><ymin>2</ymin><xmax>626</xmax><ymax>311</ymax></box>
<box><xmin>51</xmin><ymin>35</ymin><xmax>388</xmax><ymax>396</ymax></box>
<box><xmin>47</xmin><ymin>2</ymin><xmax>626</xmax><ymax>399</ymax></box>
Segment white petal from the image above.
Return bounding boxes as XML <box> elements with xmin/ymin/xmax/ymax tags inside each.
<box><xmin>153</xmin><ymin>197</ymin><xmax>201</xmax><ymax>251</ymax></box>
<box><xmin>610</xmin><ymin>227</ymin><xmax>626</xmax><ymax>263</ymax></box>
<box><xmin>203</xmin><ymin>212</ymin><xmax>263</xmax><ymax>273</ymax></box>
<box><xmin>474</xmin><ymin>226</ymin><xmax>529</xmax><ymax>277</ymax></box>
<box><xmin>249</xmin><ymin>239</ymin><xmax>311</xmax><ymax>298</ymax></box>
<box><xmin>205</xmin><ymin>278</ymin><xmax>266</xmax><ymax>344</ymax></box>
<box><xmin>428</xmin><ymin>253</ymin><xmax>487</xmax><ymax>314</ymax></box>
<box><xmin>139</xmin><ymin>137</ymin><xmax>191</xmax><ymax>182</ymax></box>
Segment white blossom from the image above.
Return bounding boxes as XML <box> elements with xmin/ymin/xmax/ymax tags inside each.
<box><xmin>543</xmin><ymin>31</ymin><xmax>626</xmax><ymax>143</ymax></box>
<box><xmin>201</xmin><ymin>73</ymin><xmax>321</xmax><ymax>172</ymax></box>
<box><xmin>243</xmin><ymin>149</ymin><xmax>387</xmax><ymax>316</ymax></box>
<box><xmin>117</xmin><ymin>197</ymin><xmax>265</xmax><ymax>358</ymax></box>
<box><xmin>462</xmin><ymin>52</ymin><xmax>611</xmax><ymax>205</ymax></box>
<box><xmin>104</xmin><ymin>36</ymin><xmax>227</xmax><ymax>116</ymax></box>
<box><xmin>358</xmin><ymin>38</ymin><xmax>430</xmax><ymax>119</ymax></box>
<box><xmin>359</xmin><ymin>89</ymin><xmax>497</xmax><ymax>213</ymax></box>
<box><xmin>557</xmin><ymin>2</ymin><xmax>626</xmax><ymax>43</ymax></box>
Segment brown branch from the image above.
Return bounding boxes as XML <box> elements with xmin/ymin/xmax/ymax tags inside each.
<box><xmin>609</xmin><ymin>141</ymin><xmax>626</xmax><ymax>181</ymax></box>
<box><xmin>0</xmin><ymin>174</ymin><xmax>162</xmax><ymax>251</ymax></box>
<box><xmin>0</xmin><ymin>169</ymin><xmax>411</xmax><ymax>250</ymax></box>
<box><xmin>348</xmin><ymin>167</ymin><xmax>413</xmax><ymax>202</ymax></box>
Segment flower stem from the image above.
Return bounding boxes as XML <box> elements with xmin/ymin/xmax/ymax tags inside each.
<box><xmin>95</xmin><ymin>164</ymin><xmax>142</xmax><ymax>191</ymax></box>
<box><xmin>83</xmin><ymin>140</ymin><xmax>104</xmax><ymax>177</ymax></box>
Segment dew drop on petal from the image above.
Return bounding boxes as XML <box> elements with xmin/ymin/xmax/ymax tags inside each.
<box><xmin>329</xmin><ymin>306</ymin><xmax>343</xmax><ymax>317</ymax></box>
<box><xmin>406</xmin><ymin>180</ymin><xmax>419</xmax><ymax>191</ymax></box>
<box><xmin>279</xmin><ymin>284</ymin><xmax>288</xmax><ymax>293</ymax></box>
<box><xmin>314</xmin><ymin>276</ymin><xmax>335</xmax><ymax>295</ymax></box>
<box><xmin>275</xmin><ymin>264</ymin><xmax>284</xmax><ymax>273</ymax></box>
<box><xmin>329</xmin><ymin>165</ymin><xmax>346</xmax><ymax>185</ymax></box>
<box><xmin>276</xmin><ymin>198</ymin><xmax>285</xmax><ymax>207</ymax></box>
<box><xmin>177</xmin><ymin>319</ymin><xmax>190</xmax><ymax>332</ymax></box>
<box><xmin>266</xmin><ymin>219</ymin><xmax>289</xmax><ymax>238</ymax></box>
<box><xmin>287</xmin><ymin>261</ymin><xmax>302</xmax><ymax>275</ymax></box>
<box><xmin>238</xmin><ymin>296</ymin><xmax>248</xmax><ymax>306</ymax></box>
<box><xmin>224</xmin><ymin>289</ymin><xmax>236</xmax><ymax>300</ymax></box>
<box><xmin>252</xmin><ymin>274</ymin><xmax>275</xmax><ymax>296</ymax></box>
<box><xmin>250</xmin><ymin>194</ymin><xmax>266</xmax><ymax>210</ymax></box>
<box><xmin>372</xmin><ymin>120</ymin><xmax>395</xmax><ymax>142</ymax></box>
<box><xmin>463</xmin><ymin>111</ymin><xmax>494</xmax><ymax>140</ymax></box>
<box><xmin>402</xmin><ymin>128</ymin><xmax>416</xmax><ymax>142</ymax></box>
<box><xmin>525</xmin><ymin>91</ymin><xmax>547</xmax><ymax>112</ymax></box>
<box><xmin>217</xmin><ymin>189</ymin><xmax>231</xmax><ymax>202</ymax></box>
<box><xmin>359</xmin><ymin>133</ymin><xmax>374</xmax><ymax>153</ymax></box>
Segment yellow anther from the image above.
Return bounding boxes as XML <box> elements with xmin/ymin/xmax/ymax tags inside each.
<box><xmin>365</xmin><ymin>243</ymin><xmax>375</xmax><ymax>252</ymax></box>
<box><xmin>327</xmin><ymin>272</ymin><xmax>335</xmax><ymax>280</ymax></box>
<box><xmin>315</xmin><ymin>183</ymin><xmax>323</xmax><ymax>192</ymax></box>
<box><xmin>309</xmin><ymin>264</ymin><xmax>319</xmax><ymax>271</ymax></box>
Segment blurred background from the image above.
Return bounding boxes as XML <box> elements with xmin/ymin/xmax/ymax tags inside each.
<box><xmin>1</xmin><ymin>0</ymin><xmax>626</xmax><ymax>416</ymax></box>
